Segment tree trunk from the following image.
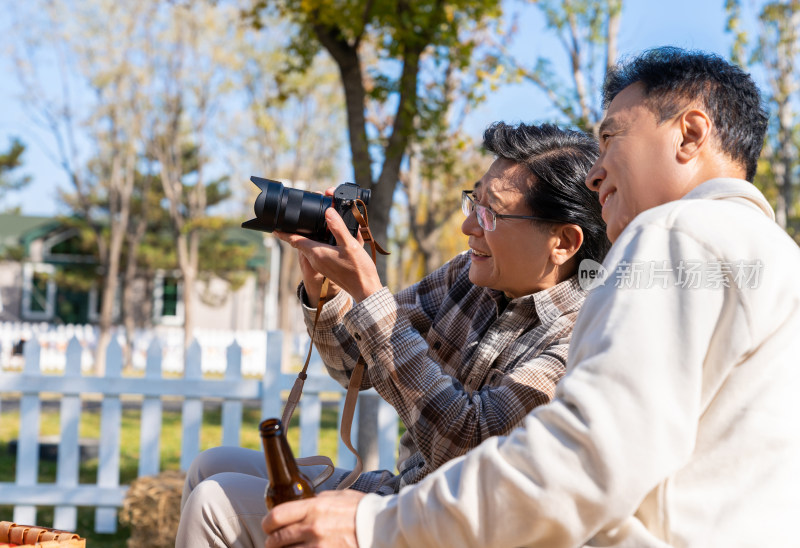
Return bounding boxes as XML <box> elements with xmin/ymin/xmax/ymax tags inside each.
<box><xmin>277</xmin><ymin>239</ymin><xmax>301</xmax><ymax>333</ymax></box>
<box><xmin>122</xmin><ymin>261</ymin><xmax>138</xmax><ymax>370</ymax></box>
<box><xmin>770</xmin><ymin>12</ymin><xmax>797</xmax><ymax>229</ymax></box>
<box><xmin>276</xmin><ymin>239</ymin><xmax>301</xmax><ymax>379</ymax></box>
<box><xmin>312</xmin><ymin>25</ymin><xmax>372</xmax><ymax>191</ymax></box>
<box><xmin>179</xmin><ymin>229</ymin><xmax>201</xmax><ymax>352</ymax></box>
<box><xmin>371</xmin><ymin>46</ymin><xmax>423</xmax><ymax>280</ymax></box>
<box><xmin>122</xmin><ymin>171</ymin><xmax>150</xmax><ymax>368</ymax></box>
<box><xmin>314</xmin><ymin>24</ymin><xmax>424</xmax><ymax>282</ymax></box>
<box><xmin>95</xmin><ymin>232</ymin><xmax>124</xmax><ymax>377</ymax></box>
<box><xmin>606</xmin><ymin>0</ymin><xmax>621</xmax><ymax>72</ymax></box>
<box><xmin>94</xmin><ymin>146</ymin><xmax>136</xmax><ymax>376</ymax></box>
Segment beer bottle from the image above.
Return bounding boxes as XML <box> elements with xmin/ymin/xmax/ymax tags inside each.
<box><xmin>259</xmin><ymin>418</ymin><xmax>315</xmax><ymax>510</ymax></box>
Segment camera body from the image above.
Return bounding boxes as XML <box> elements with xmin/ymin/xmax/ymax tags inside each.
<box><xmin>241</xmin><ymin>176</ymin><xmax>371</xmax><ymax>246</ymax></box>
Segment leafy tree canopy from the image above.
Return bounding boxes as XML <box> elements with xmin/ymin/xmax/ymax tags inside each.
<box><xmin>0</xmin><ymin>138</ymin><xmax>32</xmax><ymax>208</ymax></box>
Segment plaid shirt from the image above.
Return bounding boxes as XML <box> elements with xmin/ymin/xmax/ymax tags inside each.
<box><xmin>300</xmin><ymin>251</ymin><xmax>587</xmax><ymax>495</ymax></box>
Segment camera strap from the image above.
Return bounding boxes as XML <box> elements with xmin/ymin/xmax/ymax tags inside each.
<box><xmin>281</xmin><ymin>199</ymin><xmax>389</xmax><ymax>491</ymax></box>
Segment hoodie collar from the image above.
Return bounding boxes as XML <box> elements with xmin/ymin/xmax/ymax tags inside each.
<box><xmin>682</xmin><ymin>178</ymin><xmax>775</xmax><ymax>221</ymax></box>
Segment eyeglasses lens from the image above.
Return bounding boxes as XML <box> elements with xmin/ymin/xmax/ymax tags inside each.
<box><xmin>462</xmin><ymin>192</ymin><xmax>471</xmax><ymax>217</ymax></box>
<box><xmin>462</xmin><ymin>192</ymin><xmax>496</xmax><ymax>231</ymax></box>
<box><xmin>476</xmin><ymin>206</ymin><xmax>495</xmax><ymax>231</ymax></box>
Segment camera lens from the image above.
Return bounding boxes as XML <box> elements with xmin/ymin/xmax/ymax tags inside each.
<box><xmin>242</xmin><ymin>177</ymin><xmax>332</xmax><ymax>241</ymax></box>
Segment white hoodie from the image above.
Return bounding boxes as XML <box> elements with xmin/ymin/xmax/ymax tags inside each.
<box><xmin>356</xmin><ymin>179</ymin><xmax>800</xmax><ymax>547</ymax></box>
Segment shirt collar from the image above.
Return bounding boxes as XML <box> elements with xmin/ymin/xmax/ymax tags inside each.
<box><xmin>487</xmin><ymin>275</ymin><xmax>586</xmax><ymax>325</ymax></box>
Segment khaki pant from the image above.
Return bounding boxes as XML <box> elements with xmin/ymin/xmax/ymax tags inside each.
<box><xmin>175</xmin><ymin>446</ymin><xmax>347</xmax><ymax>547</ymax></box>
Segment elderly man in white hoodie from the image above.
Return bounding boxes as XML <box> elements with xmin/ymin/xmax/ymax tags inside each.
<box><xmin>262</xmin><ymin>47</ymin><xmax>800</xmax><ymax>547</ymax></box>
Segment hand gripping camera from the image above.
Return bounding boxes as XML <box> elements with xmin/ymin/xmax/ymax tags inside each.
<box><xmin>241</xmin><ymin>176</ymin><xmax>372</xmax><ymax>246</ymax></box>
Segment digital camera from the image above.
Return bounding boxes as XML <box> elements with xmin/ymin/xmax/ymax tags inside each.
<box><xmin>241</xmin><ymin>176</ymin><xmax>371</xmax><ymax>245</ymax></box>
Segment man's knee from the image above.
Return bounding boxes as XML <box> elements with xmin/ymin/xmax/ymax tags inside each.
<box><xmin>183</xmin><ymin>476</ymin><xmax>226</xmax><ymax>517</ymax></box>
<box><xmin>178</xmin><ymin>475</ymin><xmax>247</xmax><ymax>547</ymax></box>
<box><xmin>188</xmin><ymin>446</ymin><xmax>235</xmax><ymax>478</ymax></box>
<box><xmin>184</xmin><ymin>472</ymin><xmax>266</xmax><ymax>522</ymax></box>
<box><xmin>186</xmin><ymin>446</ymin><xmax>265</xmax><ymax>491</ymax></box>
<box><xmin>182</xmin><ymin>446</ymin><xmax>232</xmax><ymax>510</ymax></box>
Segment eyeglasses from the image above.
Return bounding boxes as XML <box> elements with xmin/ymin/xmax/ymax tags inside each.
<box><xmin>461</xmin><ymin>190</ymin><xmax>557</xmax><ymax>232</ymax></box>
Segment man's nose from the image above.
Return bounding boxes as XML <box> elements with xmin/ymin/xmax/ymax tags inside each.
<box><xmin>585</xmin><ymin>162</ymin><xmax>604</xmax><ymax>192</ymax></box>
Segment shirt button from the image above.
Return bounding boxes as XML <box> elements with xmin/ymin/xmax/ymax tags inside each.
<box><xmin>353</xmin><ymin>333</ymin><xmax>361</xmax><ymax>341</ymax></box>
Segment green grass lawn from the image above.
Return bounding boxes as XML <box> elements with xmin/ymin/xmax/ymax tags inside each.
<box><xmin>0</xmin><ymin>400</ymin><xmax>343</xmax><ymax>547</ymax></box>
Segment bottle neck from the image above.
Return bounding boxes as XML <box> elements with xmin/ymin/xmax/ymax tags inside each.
<box><xmin>261</xmin><ymin>430</ymin><xmax>301</xmax><ymax>484</ymax></box>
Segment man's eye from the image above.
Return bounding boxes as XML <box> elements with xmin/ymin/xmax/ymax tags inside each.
<box><xmin>601</xmin><ymin>133</ymin><xmax>611</xmax><ymax>142</ymax></box>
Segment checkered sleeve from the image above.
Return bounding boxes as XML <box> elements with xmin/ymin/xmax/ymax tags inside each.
<box><xmin>298</xmin><ymin>283</ymin><xmax>364</xmax><ymax>389</ymax></box>
<box><xmin>297</xmin><ymin>254</ymin><xmax>461</xmax><ymax>391</ymax></box>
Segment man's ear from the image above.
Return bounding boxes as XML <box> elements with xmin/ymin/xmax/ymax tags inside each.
<box><xmin>550</xmin><ymin>224</ymin><xmax>584</xmax><ymax>266</ymax></box>
<box><xmin>677</xmin><ymin>109</ymin><xmax>713</xmax><ymax>163</ymax></box>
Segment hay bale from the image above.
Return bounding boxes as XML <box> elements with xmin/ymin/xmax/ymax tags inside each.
<box><xmin>120</xmin><ymin>470</ymin><xmax>186</xmax><ymax>548</ymax></box>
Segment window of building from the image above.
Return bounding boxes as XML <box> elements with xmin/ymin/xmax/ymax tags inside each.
<box><xmin>153</xmin><ymin>271</ymin><xmax>183</xmax><ymax>326</ymax></box>
<box><xmin>31</xmin><ymin>272</ymin><xmax>48</xmax><ymax>312</ymax></box>
<box><xmin>43</xmin><ymin>228</ymin><xmax>96</xmax><ymax>263</ymax></box>
<box><xmin>22</xmin><ymin>263</ymin><xmax>56</xmax><ymax>320</ymax></box>
<box><xmin>163</xmin><ymin>278</ymin><xmax>179</xmax><ymax>317</ymax></box>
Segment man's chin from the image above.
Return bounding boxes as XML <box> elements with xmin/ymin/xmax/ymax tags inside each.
<box><xmin>609</xmin><ymin>219</ymin><xmax>633</xmax><ymax>243</ymax></box>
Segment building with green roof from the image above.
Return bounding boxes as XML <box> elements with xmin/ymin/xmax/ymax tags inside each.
<box><xmin>0</xmin><ymin>213</ymin><xmax>279</xmax><ymax>330</ymax></box>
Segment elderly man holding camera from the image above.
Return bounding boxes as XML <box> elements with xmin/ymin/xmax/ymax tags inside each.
<box><xmin>260</xmin><ymin>47</ymin><xmax>800</xmax><ymax>547</ymax></box>
<box><xmin>175</xmin><ymin>122</ymin><xmax>609</xmax><ymax>546</ymax></box>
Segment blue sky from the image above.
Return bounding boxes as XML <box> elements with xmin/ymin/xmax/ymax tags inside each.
<box><xmin>0</xmin><ymin>1</ymin><xmax>761</xmax><ymax>216</ymax></box>
<box><xmin>465</xmin><ymin>0</ymin><xmax>754</xmax><ymax>133</ymax></box>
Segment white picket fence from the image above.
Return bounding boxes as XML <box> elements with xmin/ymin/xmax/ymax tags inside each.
<box><xmin>0</xmin><ymin>321</ymin><xmax>282</xmax><ymax>375</ymax></box>
<box><xmin>0</xmin><ymin>331</ymin><xmax>400</xmax><ymax>534</ymax></box>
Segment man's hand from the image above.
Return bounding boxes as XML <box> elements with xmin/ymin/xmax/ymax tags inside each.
<box><xmin>262</xmin><ymin>490</ymin><xmax>365</xmax><ymax>548</ymax></box>
<box><xmin>275</xmin><ymin>207</ymin><xmax>382</xmax><ymax>303</ymax></box>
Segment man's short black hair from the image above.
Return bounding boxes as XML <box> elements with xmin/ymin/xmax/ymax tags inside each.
<box><xmin>482</xmin><ymin>122</ymin><xmax>610</xmax><ymax>267</ymax></box>
<box><xmin>603</xmin><ymin>46</ymin><xmax>768</xmax><ymax>182</ymax></box>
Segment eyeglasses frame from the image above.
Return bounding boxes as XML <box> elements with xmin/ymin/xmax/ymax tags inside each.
<box><xmin>461</xmin><ymin>190</ymin><xmax>560</xmax><ymax>232</ymax></box>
